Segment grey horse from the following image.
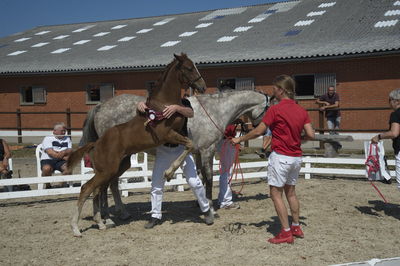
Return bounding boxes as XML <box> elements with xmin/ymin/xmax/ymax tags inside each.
<box><xmin>80</xmin><ymin>90</ymin><xmax>268</xmax><ymax>226</ymax></box>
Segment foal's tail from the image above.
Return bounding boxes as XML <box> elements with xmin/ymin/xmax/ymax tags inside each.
<box><xmin>67</xmin><ymin>143</ymin><xmax>96</xmax><ymax>172</ymax></box>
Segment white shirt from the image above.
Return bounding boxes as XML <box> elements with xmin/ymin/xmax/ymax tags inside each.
<box><xmin>41</xmin><ymin>135</ymin><xmax>72</xmax><ymax>160</ymax></box>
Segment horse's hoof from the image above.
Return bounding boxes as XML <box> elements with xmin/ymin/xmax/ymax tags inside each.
<box><xmin>98</xmin><ymin>223</ymin><xmax>107</xmax><ymax>230</ymax></box>
<box><xmin>105</xmin><ymin>218</ymin><xmax>116</xmax><ymax>229</ymax></box>
<box><xmin>73</xmin><ymin>230</ymin><xmax>82</xmax><ymax>237</ymax></box>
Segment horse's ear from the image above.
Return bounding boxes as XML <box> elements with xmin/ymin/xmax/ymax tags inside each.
<box><xmin>174</xmin><ymin>53</ymin><xmax>183</xmax><ymax>62</ymax></box>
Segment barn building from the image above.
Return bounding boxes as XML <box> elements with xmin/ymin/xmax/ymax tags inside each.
<box><xmin>0</xmin><ymin>0</ymin><xmax>399</xmax><ymax>137</ymax></box>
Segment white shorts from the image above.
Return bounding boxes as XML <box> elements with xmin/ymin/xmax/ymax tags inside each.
<box><xmin>267</xmin><ymin>151</ymin><xmax>302</xmax><ymax>187</ymax></box>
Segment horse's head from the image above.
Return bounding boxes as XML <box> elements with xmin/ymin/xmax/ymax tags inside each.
<box><xmin>248</xmin><ymin>92</ymin><xmax>269</xmax><ymax>127</ymax></box>
<box><xmin>174</xmin><ymin>53</ymin><xmax>206</xmax><ymax>94</ymax></box>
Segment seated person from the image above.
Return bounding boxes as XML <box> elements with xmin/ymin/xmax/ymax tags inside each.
<box><xmin>40</xmin><ymin>122</ymin><xmax>72</xmax><ymax>188</ymax></box>
<box><xmin>0</xmin><ymin>138</ymin><xmax>12</xmax><ymax>179</ymax></box>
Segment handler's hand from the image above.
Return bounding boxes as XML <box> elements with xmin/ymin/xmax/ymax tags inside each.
<box><xmin>3</xmin><ymin>159</ymin><xmax>8</xmax><ymax>168</ymax></box>
<box><xmin>137</xmin><ymin>102</ymin><xmax>148</xmax><ymax>113</ymax></box>
<box><xmin>371</xmin><ymin>135</ymin><xmax>379</xmax><ymax>143</ymax></box>
<box><xmin>163</xmin><ymin>105</ymin><xmax>180</xmax><ymax>119</ymax></box>
<box><xmin>231</xmin><ymin>137</ymin><xmax>241</xmax><ymax>145</ymax></box>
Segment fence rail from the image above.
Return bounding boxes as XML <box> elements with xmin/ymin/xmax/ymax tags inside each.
<box><xmin>0</xmin><ymin>106</ymin><xmax>393</xmax><ymax>143</ymax></box>
<box><xmin>0</xmin><ymin>157</ymin><xmax>393</xmax><ymax>200</ymax></box>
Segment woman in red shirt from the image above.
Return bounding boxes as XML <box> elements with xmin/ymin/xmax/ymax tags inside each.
<box><xmin>232</xmin><ymin>75</ymin><xmax>314</xmax><ymax>244</ymax></box>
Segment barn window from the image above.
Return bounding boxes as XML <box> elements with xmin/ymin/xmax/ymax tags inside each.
<box><xmin>218</xmin><ymin>77</ymin><xmax>254</xmax><ymax>91</ymax></box>
<box><xmin>293</xmin><ymin>73</ymin><xmax>336</xmax><ymax>97</ymax></box>
<box><xmin>86</xmin><ymin>83</ymin><xmax>114</xmax><ymax>104</ymax></box>
<box><xmin>20</xmin><ymin>86</ymin><xmax>46</xmax><ymax>105</ymax></box>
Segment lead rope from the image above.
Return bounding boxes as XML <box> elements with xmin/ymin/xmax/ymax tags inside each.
<box><xmin>365</xmin><ymin>142</ymin><xmax>388</xmax><ymax>203</ymax></box>
<box><xmin>194</xmin><ymin>95</ymin><xmax>246</xmax><ymax>194</ymax></box>
<box><xmin>219</xmin><ymin>136</ymin><xmax>245</xmax><ymax>196</ymax></box>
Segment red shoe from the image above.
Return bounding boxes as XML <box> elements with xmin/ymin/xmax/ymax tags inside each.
<box><xmin>268</xmin><ymin>229</ymin><xmax>294</xmax><ymax>244</ymax></box>
<box><xmin>290</xmin><ymin>225</ymin><xmax>304</xmax><ymax>238</ymax></box>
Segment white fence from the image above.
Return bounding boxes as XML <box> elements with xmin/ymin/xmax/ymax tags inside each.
<box><xmin>0</xmin><ymin>157</ymin><xmax>394</xmax><ymax>200</ymax></box>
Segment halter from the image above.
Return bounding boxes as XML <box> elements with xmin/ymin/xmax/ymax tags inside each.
<box><xmin>176</xmin><ymin>63</ymin><xmax>203</xmax><ymax>88</ymax></box>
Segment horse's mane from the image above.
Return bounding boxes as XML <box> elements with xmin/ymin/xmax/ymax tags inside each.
<box><xmin>148</xmin><ymin>59</ymin><xmax>178</xmax><ymax>98</ymax></box>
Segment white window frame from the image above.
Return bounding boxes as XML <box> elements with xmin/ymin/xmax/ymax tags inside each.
<box><xmin>86</xmin><ymin>83</ymin><xmax>114</xmax><ymax>104</ymax></box>
<box><xmin>20</xmin><ymin>86</ymin><xmax>47</xmax><ymax>105</ymax></box>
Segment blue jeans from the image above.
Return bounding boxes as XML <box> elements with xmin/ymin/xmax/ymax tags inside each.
<box><xmin>327</xmin><ymin>116</ymin><xmax>341</xmax><ymax>135</ymax></box>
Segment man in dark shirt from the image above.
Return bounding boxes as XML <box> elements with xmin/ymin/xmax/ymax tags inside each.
<box><xmin>371</xmin><ymin>88</ymin><xmax>400</xmax><ymax>189</ymax></box>
<box><xmin>137</xmin><ymin>98</ymin><xmax>214</xmax><ymax>229</ymax></box>
<box><xmin>316</xmin><ymin>86</ymin><xmax>340</xmax><ymax>135</ymax></box>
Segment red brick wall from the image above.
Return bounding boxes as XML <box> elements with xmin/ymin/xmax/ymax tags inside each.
<box><xmin>0</xmin><ymin>54</ymin><xmax>399</xmax><ymax>131</ymax></box>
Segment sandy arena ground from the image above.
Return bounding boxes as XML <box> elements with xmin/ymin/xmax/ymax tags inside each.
<box><xmin>0</xmin><ymin>159</ymin><xmax>399</xmax><ymax>266</ymax></box>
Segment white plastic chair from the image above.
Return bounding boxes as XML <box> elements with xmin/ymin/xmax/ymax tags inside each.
<box><xmin>120</xmin><ymin>152</ymin><xmax>149</xmax><ymax>197</ymax></box>
<box><xmin>130</xmin><ymin>152</ymin><xmax>148</xmax><ymax>172</ymax></box>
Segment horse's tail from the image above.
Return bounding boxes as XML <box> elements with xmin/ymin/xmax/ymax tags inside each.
<box><xmin>79</xmin><ymin>106</ymin><xmax>99</xmax><ymax>146</ymax></box>
<box><xmin>67</xmin><ymin>143</ymin><xmax>96</xmax><ymax>172</ymax></box>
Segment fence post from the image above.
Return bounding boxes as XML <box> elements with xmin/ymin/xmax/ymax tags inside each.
<box><xmin>66</xmin><ymin>108</ymin><xmax>71</xmax><ymax>137</ymax></box>
<box><xmin>319</xmin><ymin>110</ymin><xmax>324</xmax><ymax>149</ymax></box>
<box><xmin>16</xmin><ymin>108</ymin><xmax>22</xmax><ymax>144</ymax></box>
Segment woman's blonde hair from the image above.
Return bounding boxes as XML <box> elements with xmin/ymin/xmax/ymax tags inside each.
<box><xmin>272</xmin><ymin>75</ymin><xmax>296</xmax><ymax>99</ymax></box>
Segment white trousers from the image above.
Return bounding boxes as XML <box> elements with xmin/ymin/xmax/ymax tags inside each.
<box><xmin>150</xmin><ymin>145</ymin><xmax>210</xmax><ymax>219</ymax></box>
<box><xmin>395</xmin><ymin>152</ymin><xmax>400</xmax><ymax>191</ymax></box>
<box><xmin>217</xmin><ymin>139</ymin><xmax>235</xmax><ymax>208</ymax></box>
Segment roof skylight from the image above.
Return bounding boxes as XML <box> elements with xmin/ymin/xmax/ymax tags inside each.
<box><xmin>97</xmin><ymin>45</ymin><xmax>117</xmax><ymax>51</ymax></box>
<box><xmin>51</xmin><ymin>48</ymin><xmax>70</xmax><ymax>54</ymax></box>
<box><xmin>200</xmin><ymin>7</ymin><xmax>247</xmax><ymax>21</ymax></box>
<box><xmin>73</xmin><ymin>25</ymin><xmax>95</xmax><ymax>33</ymax></box>
<box><xmin>294</xmin><ymin>20</ymin><xmax>315</xmax><ymax>26</ymax></box>
<box><xmin>248</xmin><ymin>17</ymin><xmax>267</xmax><ymax>23</ymax></box>
<box><xmin>118</xmin><ymin>36</ymin><xmax>136</xmax><ymax>42</ymax></box>
<box><xmin>319</xmin><ymin>2</ymin><xmax>336</xmax><ymax>8</ymax></box>
<box><xmin>195</xmin><ymin>23</ymin><xmax>213</xmax><ymax>28</ymax></box>
<box><xmin>385</xmin><ymin>10</ymin><xmax>400</xmax><ymax>16</ymax></box>
<box><xmin>217</xmin><ymin>36</ymin><xmax>238</xmax><ymax>42</ymax></box>
<box><xmin>93</xmin><ymin>32</ymin><xmax>110</xmax><ymax>37</ymax></box>
<box><xmin>374</xmin><ymin>19</ymin><xmax>398</xmax><ymax>27</ymax></box>
<box><xmin>233</xmin><ymin>26</ymin><xmax>253</xmax><ymax>32</ymax></box>
<box><xmin>137</xmin><ymin>28</ymin><xmax>153</xmax><ymax>33</ymax></box>
<box><xmin>307</xmin><ymin>11</ymin><xmax>326</xmax><ymax>16</ymax></box>
<box><xmin>73</xmin><ymin>40</ymin><xmax>91</xmax><ymax>45</ymax></box>
<box><xmin>154</xmin><ymin>18</ymin><xmax>175</xmax><ymax>26</ymax></box>
<box><xmin>35</xmin><ymin>31</ymin><xmax>51</xmax><ymax>35</ymax></box>
<box><xmin>160</xmin><ymin>41</ymin><xmax>181</xmax><ymax>47</ymax></box>
<box><xmin>31</xmin><ymin>42</ymin><xmax>49</xmax><ymax>48</ymax></box>
<box><xmin>14</xmin><ymin>37</ymin><xmax>31</xmax><ymax>42</ymax></box>
<box><xmin>53</xmin><ymin>35</ymin><xmax>70</xmax><ymax>40</ymax></box>
<box><xmin>111</xmin><ymin>25</ymin><xmax>127</xmax><ymax>30</ymax></box>
<box><xmin>285</xmin><ymin>30</ymin><xmax>302</xmax><ymax>36</ymax></box>
<box><xmin>179</xmin><ymin>31</ymin><xmax>197</xmax><ymax>37</ymax></box>
<box><xmin>7</xmin><ymin>50</ymin><xmax>26</xmax><ymax>56</ymax></box>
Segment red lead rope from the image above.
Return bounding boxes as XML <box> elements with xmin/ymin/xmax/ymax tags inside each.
<box><xmin>365</xmin><ymin>143</ymin><xmax>388</xmax><ymax>203</ymax></box>
<box><xmin>219</xmin><ymin>139</ymin><xmax>245</xmax><ymax>195</ymax></box>
<box><xmin>195</xmin><ymin>95</ymin><xmax>246</xmax><ymax>194</ymax></box>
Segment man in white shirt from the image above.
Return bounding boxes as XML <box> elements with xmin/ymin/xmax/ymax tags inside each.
<box><xmin>40</xmin><ymin>122</ymin><xmax>72</xmax><ymax>187</ymax></box>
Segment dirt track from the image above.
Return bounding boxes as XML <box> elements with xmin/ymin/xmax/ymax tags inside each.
<box><xmin>1</xmin><ymin>169</ymin><xmax>399</xmax><ymax>266</ymax></box>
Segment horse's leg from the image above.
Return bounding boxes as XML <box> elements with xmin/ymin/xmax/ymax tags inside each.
<box><xmin>199</xmin><ymin>146</ymin><xmax>217</xmax><ymax>215</ymax></box>
<box><xmin>163</xmin><ymin>131</ymin><xmax>194</xmax><ymax>180</ymax></box>
<box><xmin>71</xmin><ymin>177</ymin><xmax>100</xmax><ymax>237</ymax></box>
<box><xmin>111</xmin><ymin>156</ymin><xmax>131</xmax><ymax>219</ymax></box>
<box><xmin>92</xmin><ymin>186</ymin><xmax>106</xmax><ymax>230</ymax></box>
<box><xmin>99</xmin><ymin>156</ymin><xmax>131</xmax><ymax>227</ymax></box>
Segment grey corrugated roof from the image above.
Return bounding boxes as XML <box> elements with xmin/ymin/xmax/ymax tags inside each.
<box><xmin>0</xmin><ymin>0</ymin><xmax>399</xmax><ymax>74</ymax></box>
